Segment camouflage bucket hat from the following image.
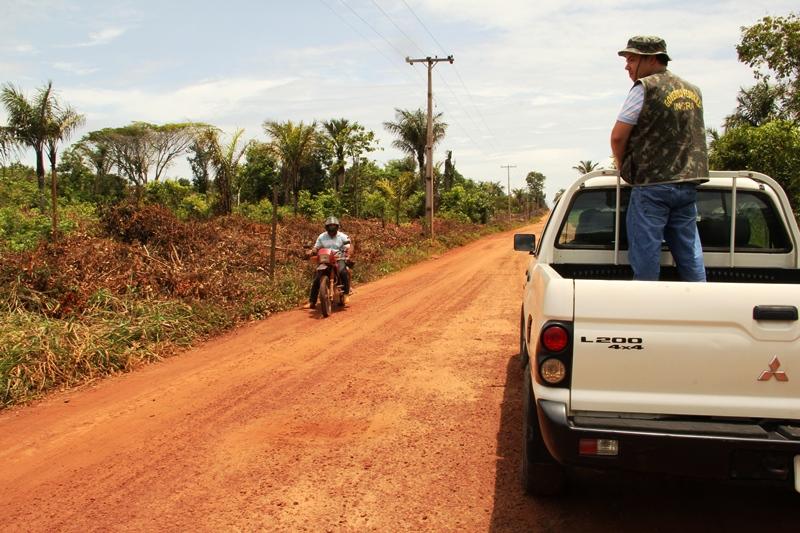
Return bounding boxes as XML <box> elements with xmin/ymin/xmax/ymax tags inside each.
<box><xmin>618</xmin><ymin>35</ymin><xmax>671</xmax><ymax>61</ymax></box>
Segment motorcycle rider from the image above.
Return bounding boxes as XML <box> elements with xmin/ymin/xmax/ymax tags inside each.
<box><xmin>305</xmin><ymin>216</ymin><xmax>352</xmax><ymax>309</ymax></box>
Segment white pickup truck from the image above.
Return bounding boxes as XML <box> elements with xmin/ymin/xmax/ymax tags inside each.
<box><xmin>514</xmin><ymin>170</ymin><xmax>800</xmax><ymax>496</ymax></box>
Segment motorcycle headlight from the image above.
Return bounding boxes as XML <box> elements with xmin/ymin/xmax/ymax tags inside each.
<box><xmin>319</xmin><ymin>254</ymin><xmax>330</xmax><ymax>264</ymax></box>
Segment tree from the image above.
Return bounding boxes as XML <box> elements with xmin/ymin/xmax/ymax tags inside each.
<box><xmin>1</xmin><ymin>81</ymin><xmax>56</xmax><ymax>211</ymax></box>
<box><xmin>383</xmin><ymin>108</ymin><xmax>447</xmax><ymax>188</ymax></box>
<box><xmin>262</xmin><ymin>120</ymin><xmax>318</xmax><ymax>213</ymax></box>
<box><xmin>0</xmin><ymin>127</ymin><xmax>13</xmax><ymax>163</ymax></box>
<box><xmin>572</xmin><ymin>160</ymin><xmax>599</xmax><ymax>175</ymax></box>
<box><xmin>149</xmin><ymin>122</ymin><xmax>203</xmax><ymax>182</ymax></box>
<box><xmin>320</xmin><ymin>119</ymin><xmax>379</xmax><ymax>216</ymax></box>
<box><xmin>263</xmin><ymin>120</ymin><xmax>317</xmax><ymax>277</ymax></box>
<box><xmin>187</xmin><ymin>133</ymin><xmax>216</xmax><ymax>194</ymax></box>
<box><xmin>321</xmin><ymin>118</ymin><xmax>351</xmax><ymax>191</ymax></box>
<box><xmin>45</xmin><ymin>104</ymin><xmax>85</xmax><ymax>235</ymax></box>
<box><xmin>443</xmin><ymin>150</ymin><xmax>455</xmax><ymax>191</ymax></box>
<box><xmin>709</xmin><ymin>120</ymin><xmax>800</xmax><ymax>211</ymax></box>
<box><xmin>87</xmin><ymin>124</ymin><xmax>152</xmax><ymax>191</ymax></box>
<box><xmin>376</xmin><ymin>169</ymin><xmax>417</xmax><ymax>224</ymax></box>
<box><xmin>737</xmin><ymin>13</ymin><xmax>800</xmax><ymax>120</ymax></box>
<box><xmin>239</xmin><ymin>141</ymin><xmax>279</xmax><ymax>204</ymax></box>
<box><xmin>724</xmin><ymin>80</ymin><xmax>784</xmax><ymax>128</ymax></box>
<box><xmin>203</xmin><ymin>128</ymin><xmax>249</xmax><ymax>215</ymax></box>
<box><xmin>525</xmin><ymin>171</ymin><xmax>547</xmax><ymax>208</ymax></box>
<box><xmin>80</xmin><ymin>122</ymin><xmax>203</xmax><ymax>193</ymax></box>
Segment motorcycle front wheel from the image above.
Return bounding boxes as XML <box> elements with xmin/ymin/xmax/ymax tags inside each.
<box><xmin>319</xmin><ymin>276</ymin><xmax>332</xmax><ymax>317</ymax></box>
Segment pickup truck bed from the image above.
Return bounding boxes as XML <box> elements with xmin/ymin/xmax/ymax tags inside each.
<box><xmin>552</xmin><ymin>263</ymin><xmax>800</xmax><ymax>283</ymax></box>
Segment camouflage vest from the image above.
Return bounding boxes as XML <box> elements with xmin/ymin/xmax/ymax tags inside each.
<box><xmin>621</xmin><ymin>70</ymin><xmax>709</xmax><ymax>186</ymax></box>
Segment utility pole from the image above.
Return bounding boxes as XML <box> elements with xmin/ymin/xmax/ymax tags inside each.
<box><xmin>406</xmin><ymin>55</ymin><xmax>454</xmax><ymax>239</ymax></box>
<box><xmin>501</xmin><ymin>164</ymin><xmax>516</xmax><ymax>217</ymax></box>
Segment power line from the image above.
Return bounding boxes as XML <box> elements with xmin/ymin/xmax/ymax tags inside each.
<box><xmin>399</xmin><ymin>0</ymin><xmax>498</xmax><ymax>152</ymax></box>
<box><xmin>319</xmin><ymin>0</ymin><xmax>493</xmax><ymax>166</ymax></box>
<box><xmin>317</xmin><ymin>0</ymin><xmax>413</xmax><ymax>81</ymax></box>
<box><xmin>432</xmin><ymin>72</ymin><xmax>485</xmax><ymax>151</ymax></box>
<box><xmin>369</xmin><ymin>0</ymin><xmax>425</xmax><ymax>56</ymax></box>
<box><xmin>371</xmin><ymin>0</ymin><xmax>494</xmax><ymax>152</ymax></box>
<box><xmin>451</xmin><ymin>65</ymin><xmax>499</xmax><ymax>145</ymax></box>
<box><xmin>338</xmin><ymin>0</ymin><xmax>410</xmax><ymax>62</ymax></box>
<box><xmin>400</xmin><ymin>0</ymin><xmax>448</xmax><ymax>55</ymax></box>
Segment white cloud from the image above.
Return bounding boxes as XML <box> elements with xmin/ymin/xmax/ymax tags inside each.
<box><xmin>53</xmin><ymin>62</ymin><xmax>99</xmax><ymax>76</ymax></box>
<box><xmin>63</xmin><ymin>26</ymin><xmax>126</xmax><ymax>48</ymax></box>
<box><xmin>7</xmin><ymin>43</ymin><xmax>36</xmax><ymax>54</ymax></box>
<box><xmin>61</xmin><ymin>77</ymin><xmax>298</xmax><ymax>125</ymax></box>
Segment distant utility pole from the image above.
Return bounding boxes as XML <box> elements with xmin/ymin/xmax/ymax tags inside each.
<box><xmin>501</xmin><ymin>164</ymin><xmax>516</xmax><ymax>216</ymax></box>
<box><xmin>406</xmin><ymin>55</ymin><xmax>454</xmax><ymax>239</ymax></box>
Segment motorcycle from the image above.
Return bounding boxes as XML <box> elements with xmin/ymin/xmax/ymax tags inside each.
<box><xmin>311</xmin><ymin>241</ymin><xmax>352</xmax><ymax>318</ymax></box>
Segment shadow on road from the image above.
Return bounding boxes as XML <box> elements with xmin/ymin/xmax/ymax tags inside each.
<box><xmin>490</xmin><ymin>354</ymin><xmax>800</xmax><ymax>533</ymax></box>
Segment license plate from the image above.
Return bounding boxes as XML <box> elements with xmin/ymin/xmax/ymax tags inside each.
<box><xmin>795</xmin><ymin>456</ymin><xmax>800</xmax><ymax>493</ymax></box>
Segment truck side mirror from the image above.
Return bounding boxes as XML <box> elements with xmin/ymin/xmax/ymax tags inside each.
<box><xmin>513</xmin><ymin>234</ymin><xmax>536</xmax><ymax>253</ymax></box>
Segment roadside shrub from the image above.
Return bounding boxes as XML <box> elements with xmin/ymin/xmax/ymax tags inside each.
<box><xmin>179</xmin><ymin>193</ymin><xmax>212</xmax><ymax>220</ymax></box>
<box><xmin>236</xmin><ymin>197</ymin><xmax>274</xmax><ymax>224</ymax></box>
<box><xmin>144</xmin><ymin>180</ymin><xmax>194</xmax><ymax>212</ymax></box>
<box><xmin>0</xmin><ymin>207</ymin><xmax>49</xmax><ymax>252</ymax></box>
<box><xmin>297</xmin><ymin>189</ymin><xmax>345</xmax><ymax>221</ymax></box>
<box><xmin>361</xmin><ymin>190</ymin><xmax>389</xmax><ymax>222</ymax></box>
<box><xmin>0</xmin><ymin>164</ymin><xmax>38</xmax><ymax>209</ymax></box>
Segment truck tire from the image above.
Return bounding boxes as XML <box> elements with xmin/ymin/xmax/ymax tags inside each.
<box><xmin>522</xmin><ymin>362</ymin><xmax>567</xmax><ymax>497</ymax></box>
<box><xmin>320</xmin><ymin>279</ymin><xmax>331</xmax><ymax>317</ymax></box>
<box><xmin>519</xmin><ymin>306</ymin><xmax>529</xmax><ymax>370</ymax></box>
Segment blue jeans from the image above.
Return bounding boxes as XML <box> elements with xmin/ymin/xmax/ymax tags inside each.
<box><xmin>627</xmin><ymin>183</ymin><xmax>706</xmax><ymax>282</ymax></box>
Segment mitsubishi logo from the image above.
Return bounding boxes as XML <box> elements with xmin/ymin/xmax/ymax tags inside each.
<box><xmin>758</xmin><ymin>356</ymin><xmax>788</xmax><ymax>382</ymax></box>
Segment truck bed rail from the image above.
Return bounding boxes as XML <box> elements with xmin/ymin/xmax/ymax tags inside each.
<box><xmin>568</xmin><ymin>170</ymin><xmax>800</xmax><ymax>269</ymax></box>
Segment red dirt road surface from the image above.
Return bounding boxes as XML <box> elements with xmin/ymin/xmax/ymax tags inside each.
<box><xmin>2</xmin><ymin>222</ymin><xmax>799</xmax><ymax>532</ymax></box>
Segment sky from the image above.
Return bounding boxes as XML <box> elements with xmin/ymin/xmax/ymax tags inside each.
<box><xmin>1</xmin><ymin>0</ymin><xmax>796</xmax><ymax>202</ymax></box>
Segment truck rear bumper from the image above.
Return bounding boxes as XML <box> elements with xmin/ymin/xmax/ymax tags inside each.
<box><xmin>538</xmin><ymin>399</ymin><xmax>800</xmax><ymax>489</ymax></box>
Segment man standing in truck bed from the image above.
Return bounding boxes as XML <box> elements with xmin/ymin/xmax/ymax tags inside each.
<box><xmin>610</xmin><ymin>35</ymin><xmax>708</xmax><ymax>282</ymax></box>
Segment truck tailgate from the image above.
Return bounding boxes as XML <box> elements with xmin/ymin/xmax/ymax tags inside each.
<box><xmin>571</xmin><ymin>280</ymin><xmax>800</xmax><ymax>419</ymax></box>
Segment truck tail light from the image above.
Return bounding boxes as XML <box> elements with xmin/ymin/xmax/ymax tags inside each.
<box><xmin>541</xmin><ymin>324</ymin><xmax>569</xmax><ymax>352</ymax></box>
<box><xmin>540</xmin><ymin>358</ymin><xmax>566</xmax><ymax>384</ymax></box>
<box><xmin>535</xmin><ymin>321</ymin><xmax>573</xmax><ymax>388</ymax></box>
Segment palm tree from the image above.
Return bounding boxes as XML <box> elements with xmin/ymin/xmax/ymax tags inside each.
<box><xmin>263</xmin><ymin>120</ymin><xmax>317</xmax><ymax>212</ymax></box>
<box><xmin>322</xmin><ymin>118</ymin><xmax>352</xmax><ymax>192</ymax></box>
<box><xmin>45</xmin><ymin>105</ymin><xmax>85</xmax><ymax>235</ymax></box>
<box><xmin>263</xmin><ymin>120</ymin><xmax>317</xmax><ymax>278</ymax></box>
<box><xmin>383</xmin><ymin>108</ymin><xmax>447</xmax><ymax>188</ymax></box>
<box><xmin>724</xmin><ymin>80</ymin><xmax>783</xmax><ymax>129</ymax></box>
<box><xmin>572</xmin><ymin>160</ymin><xmax>599</xmax><ymax>175</ymax></box>
<box><xmin>202</xmin><ymin>128</ymin><xmax>249</xmax><ymax>215</ymax></box>
<box><xmin>1</xmin><ymin>81</ymin><xmax>56</xmax><ymax>211</ymax></box>
<box><xmin>0</xmin><ymin>128</ymin><xmax>14</xmax><ymax>163</ymax></box>
<box><xmin>376</xmin><ymin>170</ymin><xmax>417</xmax><ymax>224</ymax></box>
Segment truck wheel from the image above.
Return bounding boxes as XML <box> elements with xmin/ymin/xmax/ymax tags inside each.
<box><xmin>320</xmin><ymin>280</ymin><xmax>331</xmax><ymax>317</ymax></box>
<box><xmin>519</xmin><ymin>306</ymin><xmax>529</xmax><ymax>370</ymax></box>
<box><xmin>522</xmin><ymin>362</ymin><xmax>567</xmax><ymax>497</ymax></box>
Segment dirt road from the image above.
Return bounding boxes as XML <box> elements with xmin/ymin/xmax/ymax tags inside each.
<box><xmin>2</xmin><ymin>222</ymin><xmax>799</xmax><ymax>532</ymax></box>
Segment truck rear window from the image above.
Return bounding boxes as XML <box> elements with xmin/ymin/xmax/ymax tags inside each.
<box><xmin>556</xmin><ymin>188</ymin><xmax>791</xmax><ymax>252</ymax></box>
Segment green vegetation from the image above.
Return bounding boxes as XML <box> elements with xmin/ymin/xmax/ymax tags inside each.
<box><xmin>0</xmin><ymin>59</ymin><xmax>557</xmax><ymax>409</ymax></box>
<box><xmin>710</xmin><ymin>12</ymin><xmax>800</xmax><ymax>216</ymax></box>
<box><xmin>1</xmin><ymin>93</ymin><xmax>543</xmax><ymax>407</ymax></box>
